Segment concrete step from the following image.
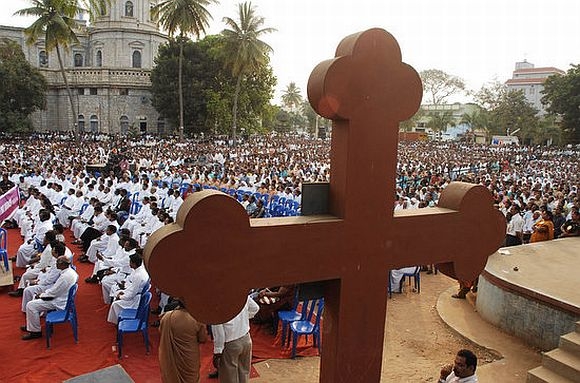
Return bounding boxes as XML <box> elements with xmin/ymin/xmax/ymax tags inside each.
<box><xmin>576</xmin><ymin>321</ymin><xmax>580</xmax><ymax>334</ymax></box>
<box><xmin>560</xmin><ymin>331</ymin><xmax>580</xmax><ymax>357</ymax></box>
<box><xmin>542</xmin><ymin>349</ymin><xmax>580</xmax><ymax>382</ymax></box>
<box><xmin>527</xmin><ymin>366</ymin><xmax>575</xmax><ymax>383</ymax></box>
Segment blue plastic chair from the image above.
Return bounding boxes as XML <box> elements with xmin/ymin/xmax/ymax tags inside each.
<box><xmin>274</xmin><ymin>205</ymin><xmax>285</xmax><ymax>217</ymax></box>
<box><xmin>276</xmin><ymin>289</ymin><xmax>301</xmax><ymax>347</ymax></box>
<box><xmin>0</xmin><ymin>228</ymin><xmax>8</xmax><ymax>271</ymax></box>
<box><xmin>46</xmin><ymin>283</ymin><xmax>79</xmax><ymax>348</ymax></box>
<box><xmin>117</xmin><ymin>291</ymin><xmax>152</xmax><ymax>358</ymax></box>
<box><xmin>117</xmin><ymin>280</ymin><xmax>151</xmax><ymax>322</ymax></box>
<box><xmin>290</xmin><ymin>298</ymin><xmax>324</xmax><ymax>358</ymax></box>
<box><xmin>130</xmin><ymin>202</ymin><xmax>142</xmax><ymax>215</ymax></box>
<box><xmin>79</xmin><ymin>203</ymin><xmax>89</xmax><ymax>215</ymax></box>
<box><xmin>402</xmin><ymin>266</ymin><xmax>421</xmax><ymax>293</ymax></box>
<box><xmin>34</xmin><ymin>237</ymin><xmax>46</xmax><ymax>252</ymax></box>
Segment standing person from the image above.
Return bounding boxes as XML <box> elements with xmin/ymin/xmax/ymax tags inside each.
<box><xmin>530</xmin><ymin>210</ymin><xmax>555</xmax><ymax>243</ymax></box>
<box><xmin>439</xmin><ymin>349</ymin><xmax>478</xmax><ymax>382</ymax></box>
<box><xmin>560</xmin><ymin>209</ymin><xmax>580</xmax><ymax>237</ymax></box>
<box><xmin>158</xmin><ymin>300</ymin><xmax>207</xmax><ymax>383</ymax></box>
<box><xmin>505</xmin><ymin>205</ymin><xmax>524</xmax><ymax>246</ymax></box>
<box><xmin>212</xmin><ymin>295</ymin><xmax>259</xmax><ymax>383</ymax></box>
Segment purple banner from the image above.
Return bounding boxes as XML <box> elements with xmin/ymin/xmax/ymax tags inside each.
<box><xmin>0</xmin><ymin>186</ymin><xmax>20</xmax><ymax>223</ymax></box>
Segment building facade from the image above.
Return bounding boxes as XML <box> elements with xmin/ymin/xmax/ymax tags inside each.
<box><xmin>0</xmin><ymin>0</ymin><xmax>168</xmax><ymax>134</ymax></box>
<box><xmin>505</xmin><ymin>60</ymin><xmax>564</xmax><ymax>115</ymax></box>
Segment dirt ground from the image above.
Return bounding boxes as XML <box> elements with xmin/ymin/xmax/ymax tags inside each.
<box><xmin>252</xmin><ymin>272</ymin><xmax>501</xmax><ymax>382</ymax></box>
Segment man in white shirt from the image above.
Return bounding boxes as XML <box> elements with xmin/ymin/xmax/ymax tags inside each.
<box><xmin>21</xmin><ymin>255</ymin><xmax>78</xmax><ymax>340</ymax></box>
<box><xmin>15</xmin><ymin>209</ymin><xmax>53</xmax><ymax>268</ymax></box>
<box><xmin>211</xmin><ymin>295</ymin><xmax>259</xmax><ymax>383</ymax></box>
<box><xmin>107</xmin><ymin>251</ymin><xmax>150</xmax><ymax>324</ymax></box>
<box><xmin>505</xmin><ymin>205</ymin><xmax>524</xmax><ymax>246</ymax></box>
<box><xmin>439</xmin><ymin>349</ymin><xmax>478</xmax><ymax>383</ymax></box>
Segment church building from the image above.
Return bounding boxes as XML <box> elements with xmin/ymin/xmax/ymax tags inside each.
<box><xmin>0</xmin><ymin>0</ymin><xmax>168</xmax><ymax>134</ymax></box>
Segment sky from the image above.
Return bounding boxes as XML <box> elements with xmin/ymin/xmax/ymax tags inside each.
<box><xmin>2</xmin><ymin>0</ymin><xmax>579</xmax><ymax>104</ymax></box>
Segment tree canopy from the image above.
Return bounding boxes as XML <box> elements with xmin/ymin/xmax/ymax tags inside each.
<box><xmin>542</xmin><ymin>64</ymin><xmax>580</xmax><ymax>144</ymax></box>
<box><xmin>221</xmin><ymin>2</ymin><xmax>276</xmax><ymax>141</ymax></box>
<box><xmin>150</xmin><ymin>35</ymin><xmax>276</xmax><ymax>136</ymax></box>
<box><xmin>420</xmin><ymin>69</ymin><xmax>465</xmax><ymax>105</ymax></box>
<box><xmin>0</xmin><ymin>39</ymin><xmax>47</xmax><ymax>132</ymax></box>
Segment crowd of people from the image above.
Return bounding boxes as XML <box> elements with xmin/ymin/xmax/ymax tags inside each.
<box><xmin>1</xmin><ymin>132</ymin><xmax>579</xmax><ymax>381</ymax></box>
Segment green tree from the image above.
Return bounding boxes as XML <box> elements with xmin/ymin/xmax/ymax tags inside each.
<box><xmin>399</xmin><ymin>108</ymin><xmax>425</xmax><ymax>132</ymax></box>
<box><xmin>16</xmin><ymin>0</ymin><xmax>79</xmax><ymax>135</ymax></box>
<box><xmin>151</xmin><ymin>35</ymin><xmax>276</xmax><ymax>136</ymax></box>
<box><xmin>427</xmin><ymin>110</ymin><xmax>455</xmax><ymax>140</ymax></box>
<box><xmin>542</xmin><ymin>64</ymin><xmax>580</xmax><ymax>144</ymax></box>
<box><xmin>472</xmin><ymin>81</ymin><xmax>507</xmax><ymax>111</ymax></box>
<box><xmin>0</xmin><ymin>39</ymin><xmax>47</xmax><ymax>131</ymax></box>
<box><xmin>281</xmin><ymin>82</ymin><xmax>302</xmax><ymax>111</ymax></box>
<box><xmin>221</xmin><ymin>2</ymin><xmax>276</xmax><ymax>143</ymax></box>
<box><xmin>493</xmin><ymin>90</ymin><xmax>538</xmax><ymax>143</ymax></box>
<box><xmin>152</xmin><ymin>0</ymin><xmax>216</xmax><ymax>140</ymax></box>
<box><xmin>420</xmin><ymin>69</ymin><xmax>465</xmax><ymax>105</ymax></box>
<box><xmin>15</xmin><ymin>0</ymin><xmax>111</xmax><ymax>136</ymax></box>
<box><xmin>533</xmin><ymin>115</ymin><xmax>563</xmax><ymax>146</ymax></box>
<box><xmin>460</xmin><ymin>106</ymin><xmax>491</xmax><ymax>139</ymax></box>
<box><xmin>151</xmin><ymin>38</ymin><xmax>221</xmax><ymax>135</ymax></box>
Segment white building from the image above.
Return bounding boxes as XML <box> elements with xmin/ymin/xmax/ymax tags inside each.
<box><xmin>0</xmin><ymin>0</ymin><xmax>168</xmax><ymax>134</ymax></box>
<box><xmin>505</xmin><ymin>60</ymin><xmax>564</xmax><ymax>115</ymax></box>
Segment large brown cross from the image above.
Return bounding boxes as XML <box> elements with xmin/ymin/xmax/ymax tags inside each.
<box><xmin>144</xmin><ymin>28</ymin><xmax>505</xmax><ymax>382</ymax></box>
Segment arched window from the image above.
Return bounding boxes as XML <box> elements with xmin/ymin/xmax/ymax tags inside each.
<box><xmin>74</xmin><ymin>53</ymin><xmax>83</xmax><ymax>67</ymax></box>
<box><xmin>78</xmin><ymin>115</ymin><xmax>85</xmax><ymax>131</ymax></box>
<box><xmin>95</xmin><ymin>50</ymin><xmax>102</xmax><ymax>67</ymax></box>
<box><xmin>157</xmin><ymin>117</ymin><xmax>165</xmax><ymax>135</ymax></box>
<box><xmin>132</xmin><ymin>50</ymin><xmax>141</xmax><ymax>68</ymax></box>
<box><xmin>125</xmin><ymin>1</ymin><xmax>134</xmax><ymax>17</ymax></box>
<box><xmin>39</xmin><ymin>51</ymin><xmax>48</xmax><ymax>68</ymax></box>
<box><xmin>89</xmin><ymin>115</ymin><xmax>99</xmax><ymax>133</ymax></box>
<box><xmin>120</xmin><ymin>115</ymin><xmax>129</xmax><ymax>134</ymax></box>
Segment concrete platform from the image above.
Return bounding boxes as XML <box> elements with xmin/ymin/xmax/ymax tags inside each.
<box><xmin>438</xmin><ymin>286</ymin><xmax>542</xmax><ymax>382</ymax></box>
<box><xmin>477</xmin><ymin>238</ymin><xmax>580</xmax><ymax>350</ymax></box>
<box><xmin>63</xmin><ymin>364</ymin><xmax>134</xmax><ymax>383</ymax></box>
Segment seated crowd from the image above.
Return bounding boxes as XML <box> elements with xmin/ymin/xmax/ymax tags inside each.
<box><xmin>2</xmin><ymin>132</ymin><xmax>579</xmax><ymax>344</ymax></box>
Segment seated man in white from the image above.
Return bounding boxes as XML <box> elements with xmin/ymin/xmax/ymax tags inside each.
<box><xmin>21</xmin><ymin>241</ymin><xmax>67</xmax><ymax>312</ymax></box>
<box><xmin>132</xmin><ymin>207</ymin><xmax>164</xmax><ymax>246</ymax></box>
<box><xmin>84</xmin><ymin>226</ymin><xmax>121</xmax><ymax>283</ymax></box>
<box><xmin>85</xmin><ymin>224</ymin><xmax>119</xmax><ymax>264</ymax></box>
<box><xmin>390</xmin><ymin>266</ymin><xmax>420</xmax><ymax>293</ymax></box>
<box><xmin>57</xmin><ymin>189</ymin><xmax>83</xmax><ymax>227</ymax></box>
<box><xmin>71</xmin><ymin>197</ymin><xmax>96</xmax><ymax>239</ymax></box>
<box><xmin>100</xmin><ymin>236</ymin><xmax>136</xmax><ymax>304</ymax></box>
<box><xmin>9</xmin><ymin>230</ymin><xmax>57</xmax><ymax>297</ymax></box>
<box><xmin>121</xmin><ymin>196</ymin><xmax>151</xmax><ymax>236</ymax></box>
<box><xmin>15</xmin><ymin>209</ymin><xmax>53</xmax><ymax>268</ymax></box>
<box><xmin>107</xmin><ymin>251</ymin><xmax>149</xmax><ymax>325</ymax></box>
<box><xmin>21</xmin><ymin>254</ymin><xmax>78</xmax><ymax>340</ymax></box>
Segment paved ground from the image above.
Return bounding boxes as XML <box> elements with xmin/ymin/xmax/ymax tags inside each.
<box><xmin>251</xmin><ymin>271</ymin><xmax>542</xmax><ymax>382</ymax></box>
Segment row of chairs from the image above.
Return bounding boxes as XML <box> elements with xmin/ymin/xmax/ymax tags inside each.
<box><xmin>45</xmin><ymin>278</ymin><xmax>152</xmax><ymax>360</ymax></box>
<box><xmin>276</xmin><ymin>290</ymin><xmax>325</xmax><ymax>359</ymax></box>
<box><xmin>116</xmin><ymin>280</ymin><xmax>152</xmax><ymax>358</ymax></box>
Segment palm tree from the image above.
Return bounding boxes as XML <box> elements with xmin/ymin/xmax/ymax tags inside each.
<box><xmin>15</xmin><ymin>0</ymin><xmax>110</xmax><ymax>137</ymax></box>
<box><xmin>221</xmin><ymin>2</ymin><xmax>275</xmax><ymax>143</ymax></box>
<box><xmin>281</xmin><ymin>82</ymin><xmax>302</xmax><ymax>111</ymax></box>
<box><xmin>427</xmin><ymin>110</ymin><xmax>455</xmax><ymax>140</ymax></box>
<box><xmin>460</xmin><ymin>108</ymin><xmax>490</xmax><ymax>142</ymax></box>
<box><xmin>152</xmin><ymin>0</ymin><xmax>216</xmax><ymax>140</ymax></box>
